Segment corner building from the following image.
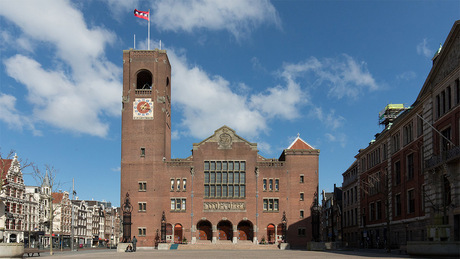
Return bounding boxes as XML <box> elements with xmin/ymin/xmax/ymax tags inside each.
<box><xmin>120</xmin><ymin>49</ymin><xmax>319</xmax><ymax>248</ymax></box>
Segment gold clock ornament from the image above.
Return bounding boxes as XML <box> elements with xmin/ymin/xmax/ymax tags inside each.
<box><xmin>133</xmin><ymin>98</ymin><xmax>154</xmax><ymax>120</ymax></box>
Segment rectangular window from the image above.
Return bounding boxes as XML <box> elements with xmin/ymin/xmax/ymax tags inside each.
<box><xmin>138</xmin><ymin>181</ymin><xmax>147</xmax><ymax>192</ymax></box>
<box><xmin>222</xmin><ymin>172</ymin><xmax>227</xmax><ymax>184</ymax></box>
<box><xmin>394</xmin><ymin>161</ymin><xmax>401</xmax><ymax>185</ymax></box>
<box><xmin>170</xmin><ymin>198</ymin><xmax>186</xmax><ymax>212</ymax></box>
<box><xmin>408</xmin><ymin>189</ymin><xmax>415</xmax><ymax>214</ymax></box>
<box><xmin>138</xmin><ymin>202</ymin><xmax>146</xmax><ymax>212</ymax></box>
<box><xmin>395</xmin><ymin>194</ymin><xmax>401</xmax><ymax>216</ymax></box>
<box><xmin>300</xmin><ymin>210</ymin><xmax>304</xmax><ymax>219</ymax></box>
<box><xmin>275</xmin><ymin>179</ymin><xmax>279</xmax><ymax>191</ymax></box>
<box><xmin>300</xmin><ymin>192</ymin><xmax>304</xmax><ymax>201</ymax></box>
<box><xmin>300</xmin><ymin>175</ymin><xmax>304</xmax><ymax>183</ymax></box>
<box><xmin>456</xmin><ymin>79</ymin><xmax>460</xmax><ymax>104</ymax></box>
<box><xmin>204</xmin><ymin>161</ymin><xmax>246</xmax><ymax>198</ymax></box>
<box><xmin>447</xmin><ymin>86</ymin><xmax>452</xmax><ymax>110</ymax></box>
<box><xmin>176</xmin><ymin>178</ymin><xmax>181</xmax><ymax>191</ymax></box>
<box><xmin>269</xmin><ymin>179</ymin><xmax>273</xmax><ymax>191</ymax></box>
<box><xmin>436</xmin><ymin>94</ymin><xmax>441</xmax><ymax>118</ymax></box>
<box><xmin>417</xmin><ymin>115</ymin><xmax>424</xmax><ymax>137</ymax></box>
<box><xmin>204</xmin><ymin>185</ymin><xmax>209</xmax><ymax>197</ymax></box>
<box><xmin>222</xmin><ymin>185</ymin><xmax>227</xmax><ymax>197</ymax></box>
<box><xmin>377</xmin><ymin>201</ymin><xmax>382</xmax><ymax>220</ymax></box>
<box><xmin>182</xmin><ymin>179</ymin><xmax>187</xmax><ymax>191</ymax></box>
<box><xmin>228</xmin><ymin>186</ymin><xmax>233</xmax><ymax>198</ymax></box>
<box><xmin>140</xmin><ymin>147</ymin><xmax>145</xmax><ymax>157</ymax></box>
<box><xmin>298</xmin><ymin>227</ymin><xmax>306</xmax><ymax>236</ymax></box>
<box><xmin>407</xmin><ymin>153</ymin><xmax>414</xmax><ymax>180</ymax></box>
<box><xmin>369</xmin><ymin>202</ymin><xmax>375</xmax><ymax>221</ymax></box>
<box><xmin>263</xmin><ymin>179</ymin><xmax>267</xmax><ymax>191</ymax></box>
<box><xmin>263</xmin><ymin>198</ymin><xmax>279</xmax><ymax>212</ymax></box>
<box><xmin>138</xmin><ymin>228</ymin><xmax>146</xmax><ymax>236</ymax></box>
<box><xmin>170</xmin><ymin>179</ymin><xmax>174</xmax><ymax>191</ymax></box>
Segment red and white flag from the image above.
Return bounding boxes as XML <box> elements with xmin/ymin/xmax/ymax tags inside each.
<box><xmin>134</xmin><ymin>9</ymin><xmax>149</xmax><ymax>20</ymax></box>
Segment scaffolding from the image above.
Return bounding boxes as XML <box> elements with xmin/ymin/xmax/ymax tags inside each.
<box><xmin>378</xmin><ymin>104</ymin><xmax>407</xmax><ymax>126</ymax></box>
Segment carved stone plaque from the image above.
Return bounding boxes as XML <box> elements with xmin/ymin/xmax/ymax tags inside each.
<box><xmin>203</xmin><ymin>201</ymin><xmax>245</xmax><ymax>212</ymax></box>
<box><xmin>218</xmin><ymin>133</ymin><xmax>232</xmax><ymax>149</ymax></box>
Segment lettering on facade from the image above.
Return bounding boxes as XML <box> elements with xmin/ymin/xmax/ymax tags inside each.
<box><xmin>203</xmin><ymin>201</ymin><xmax>246</xmax><ymax>212</ymax></box>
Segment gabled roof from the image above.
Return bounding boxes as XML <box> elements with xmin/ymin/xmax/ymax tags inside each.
<box><xmin>192</xmin><ymin>125</ymin><xmax>258</xmax><ymax>151</ymax></box>
<box><xmin>416</xmin><ymin>20</ymin><xmax>460</xmax><ymax>101</ymax></box>
<box><xmin>1</xmin><ymin>159</ymin><xmax>12</xmax><ymax>180</ymax></box>
<box><xmin>287</xmin><ymin>135</ymin><xmax>315</xmax><ymax>150</ymax></box>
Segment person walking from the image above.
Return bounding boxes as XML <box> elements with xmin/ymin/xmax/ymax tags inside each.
<box><xmin>132</xmin><ymin>236</ymin><xmax>137</xmax><ymax>252</ymax></box>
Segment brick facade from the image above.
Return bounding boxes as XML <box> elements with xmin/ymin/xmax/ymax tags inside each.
<box><xmin>120</xmin><ymin>49</ymin><xmax>319</xmax><ymax>248</ymax></box>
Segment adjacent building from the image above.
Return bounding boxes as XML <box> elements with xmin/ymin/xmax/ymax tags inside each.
<box><xmin>341</xmin><ymin>20</ymin><xmax>460</xmax><ymax>250</ymax></box>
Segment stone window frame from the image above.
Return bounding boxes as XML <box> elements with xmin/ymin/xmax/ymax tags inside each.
<box><xmin>170</xmin><ymin>198</ymin><xmax>186</xmax><ymax>212</ymax></box>
<box><xmin>138</xmin><ymin>181</ymin><xmax>147</xmax><ymax>192</ymax></box>
<box><xmin>263</xmin><ymin>198</ymin><xmax>279</xmax><ymax>212</ymax></box>
<box><xmin>138</xmin><ymin>202</ymin><xmax>146</xmax><ymax>212</ymax></box>
<box><xmin>138</xmin><ymin>227</ymin><xmax>146</xmax><ymax>236</ymax></box>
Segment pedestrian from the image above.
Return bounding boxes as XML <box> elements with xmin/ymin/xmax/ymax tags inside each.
<box><xmin>132</xmin><ymin>236</ymin><xmax>137</xmax><ymax>252</ymax></box>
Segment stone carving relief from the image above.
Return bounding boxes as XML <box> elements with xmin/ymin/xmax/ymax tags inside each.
<box><xmin>203</xmin><ymin>201</ymin><xmax>245</xmax><ymax>211</ymax></box>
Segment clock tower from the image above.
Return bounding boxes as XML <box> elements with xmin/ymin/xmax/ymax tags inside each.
<box><xmin>120</xmin><ymin>49</ymin><xmax>171</xmax><ymax>236</ymax></box>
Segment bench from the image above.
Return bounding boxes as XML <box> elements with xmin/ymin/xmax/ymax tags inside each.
<box><xmin>24</xmin><ymin>248</ymin><xmax>41</xmax><ymax>257</ymax></box>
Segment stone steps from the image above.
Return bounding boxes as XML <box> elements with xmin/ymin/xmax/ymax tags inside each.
<box><xmin>177</xmin><ymin>241</ymin><xmax>279</xmax><ymax>250</ymax></box>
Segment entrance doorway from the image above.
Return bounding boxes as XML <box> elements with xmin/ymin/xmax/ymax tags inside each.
<box><xmin>237</xmin><ymin>220</ymin><xmax>253</xmax><ymax>241</ymax></box>
<box><xmin>267</xmin><ymin>224</ymin><xmax>275</xmax><ymax>243</ymax></box>
<box><xmin>197</xmin><ymin>220</ymin><xmax>212</xmax><ymax>241</ymax></box>
<box><xmin>174</xmin><ymin>224</ymin><xmax>183</xmax><ymax>243</ymax></box>
<box><xmin>217</xmin><ymin>220</ymin><xmax>233</xmax><ymax>240</ymax></box>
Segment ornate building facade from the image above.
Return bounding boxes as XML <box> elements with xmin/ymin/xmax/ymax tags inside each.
<box><xmin>120</xmin><ymin>49</ymin><xmax>320</xmax><ymax>248</ymax></box>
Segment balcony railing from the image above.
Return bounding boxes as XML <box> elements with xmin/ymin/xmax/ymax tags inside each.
<box><xmin>425</xmin><ymin>146</ymin><xmax>460</xmax><ymax>169</ymax></box>
<box><xmin>135</xmin><ymin>89</ymin><xmax>152</xmax><ymax>96</ymax></box>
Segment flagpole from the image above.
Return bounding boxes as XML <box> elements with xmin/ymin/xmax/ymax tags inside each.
<box><xmin>148</xmin><ymin>9</ymin><xmax>150</xmax><ymax>50</ymax></box>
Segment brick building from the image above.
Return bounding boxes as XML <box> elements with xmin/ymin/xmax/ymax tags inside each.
<box><xmin>347</xmin><ymin>20</ymin><xmax>460</xmax><ymax>251</ymax></box>
<box><xmin>120</xmin><ymin>49</ymin><xmax>320</xmax><ymax>248</ymax></box>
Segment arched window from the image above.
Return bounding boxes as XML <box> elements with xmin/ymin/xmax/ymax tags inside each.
<box><xmin>136</xmin><ymin>70</ymin><xmax>153</xmax><ymax>89</ymax></box>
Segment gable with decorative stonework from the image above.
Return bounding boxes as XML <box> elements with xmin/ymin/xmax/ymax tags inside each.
<box><xmin>192</xmin><ymin>125</ymin><xmax>258</xmax><ymax>151</ymax></box>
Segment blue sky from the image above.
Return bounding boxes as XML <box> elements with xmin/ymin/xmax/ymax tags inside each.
<box><xmin>0</xmin><ymin>0</ymin><xmax>459</xmax><ymax>206</ymax></box>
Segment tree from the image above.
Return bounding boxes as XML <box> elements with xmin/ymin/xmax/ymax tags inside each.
<box><xmin>32</xmin><ymin>164</ymin><xmax>61</xmax><ymax>255</ymax></box>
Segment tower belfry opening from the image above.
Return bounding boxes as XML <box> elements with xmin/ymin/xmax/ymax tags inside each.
<box><xmin>137</xmin><ymin>70</ymin><xmax>153</xmax><ymax>89</ymax></box>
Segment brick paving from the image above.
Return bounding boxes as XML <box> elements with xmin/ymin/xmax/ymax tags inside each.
<box><xmin>28</xmin><ymin>248</ymin><xmax>413</xmax><ymax>259</ymax></box>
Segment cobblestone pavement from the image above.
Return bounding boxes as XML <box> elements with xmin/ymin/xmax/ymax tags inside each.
<box><xmin>27</xmin><ymin>248</ymin><xmax>416</xmax><ymax>259</ymax></box>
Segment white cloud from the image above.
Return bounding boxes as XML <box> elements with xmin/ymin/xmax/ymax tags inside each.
<box><xmin>169</xmin><ymin>51</ymin><xmax>268</xmax><ymax>139</ymax></box>
<box><xmin>0</xmin><ymin>0</ymin><xmax>121</xmax><ymax>137</ymax></box>
<box><xmin>325</xmin><ymin>132</ymin><xmax>347</xmax><ymax>148</ymax></box>
<box><xmin>150</xmin><ymin>0</ymin><xmax>280</xmax><ymax>40</ymax></box>
<box><xmin>0</xmin><ymin>93</ymin><xmax>40</xmax><ymax>135</ymax></box>
<box><xmin>417</xmin><ymin>38</ymin><xmax>432</xmax><ymax>58</ymax></box>
<box><xmin>281</xmin><ymin>55</ymin><xmax>379</xmax><ymax>100</ymax></box>
<box><xmin>397</xmin><ymin>71</ymin><xmax>416</xmax><ymax>81</ymax></box>
<box><xmin>310</xmin><ymin>107</ymin><xmax>345</xmax><ymax>131</ymax></box>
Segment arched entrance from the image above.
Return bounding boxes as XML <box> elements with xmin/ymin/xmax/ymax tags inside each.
<box><xmin>166</xmin><ymin>223</ymin><xmax>173</xmax><ymax>243</ymax></box>
<box><xmin>237</xmin><ymin>220</ymin><xmax>253</xmax><ymax>241</ymax></box>
<box><xmin>277</xmin><ymin>223</ymin><xmax>285</xmax><ymax>242</ymax></box>
<box><xmin>267</xmin><ymin>224</ymin><xmax>275</xmax><ymax>243</ymax></box>
<box><xmin>217</xmin><ymin>220</ymin><xmax>233</xmax><ymax>240</ymax></box>
<box><xmin>174</xmin><ymin>224</ymin><xmax>183</xmax><ymax>243</ymax></box>
<box><xmin>197</xmin><ymin>220</ymin><xmax>212</xmax><ymax>241</ymax></box>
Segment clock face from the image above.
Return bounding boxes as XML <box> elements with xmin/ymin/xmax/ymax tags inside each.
<box><xmin>133</xmin><ymin>98</ymin><xmax>154</xmax><ymax>119</ymax></box>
